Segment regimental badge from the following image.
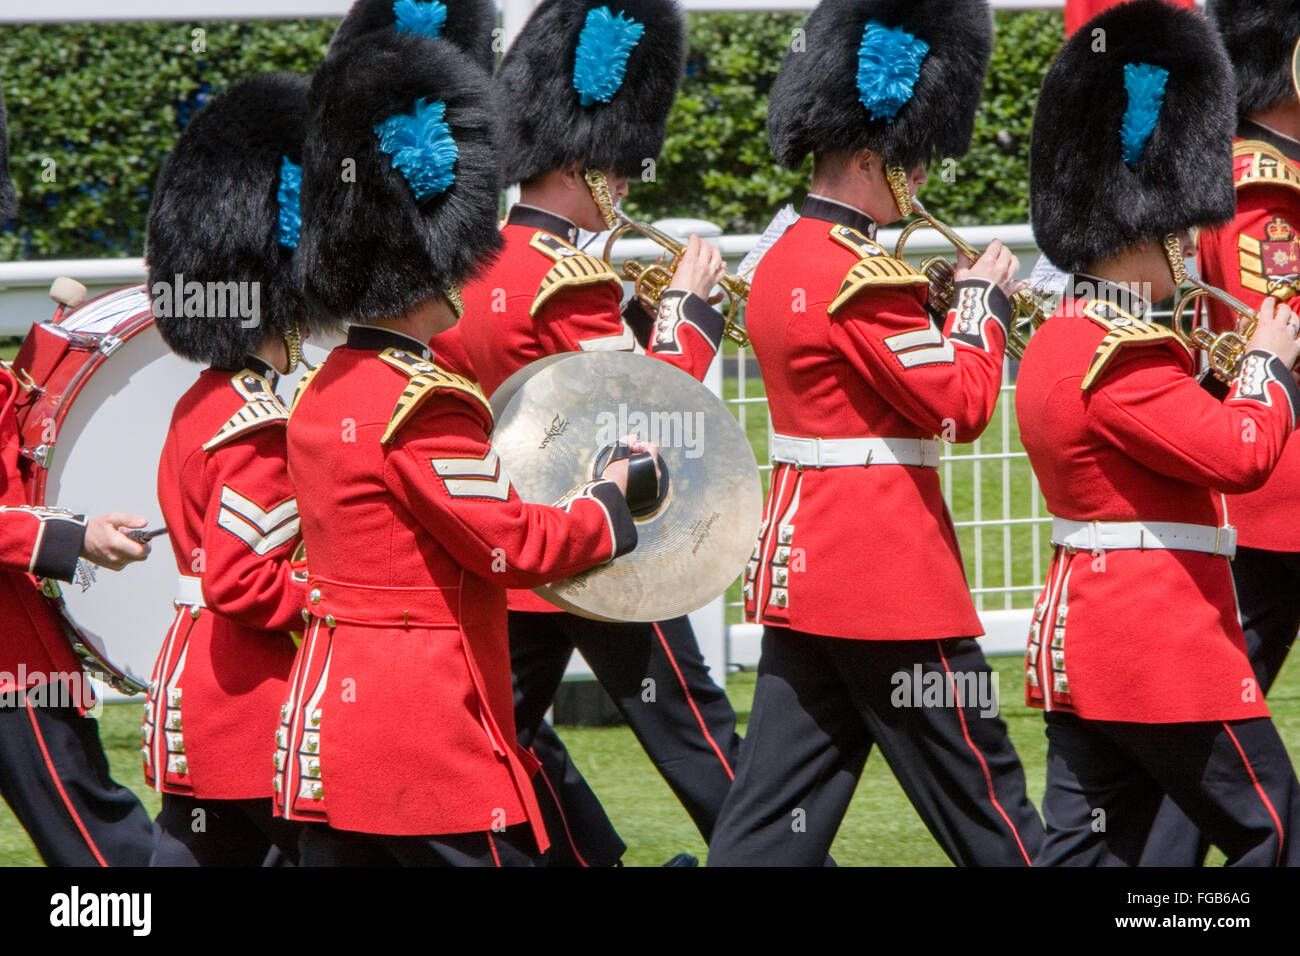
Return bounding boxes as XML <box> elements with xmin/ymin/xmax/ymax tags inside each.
<box><xmin>1239</xmin><ymin>216</ymin><xmax>1300</xmax><ymax>301</ymax></box>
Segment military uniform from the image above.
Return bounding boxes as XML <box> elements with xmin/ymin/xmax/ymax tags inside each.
<box><xmin>1141</xmin><ymin>65</ymin><xmax>1300</xmax><ymax>865</ymax></box>
<box><xmin>283</xmin><ymin>26</ymin><xmax>646</xmax><ymax>864</ymax></box>
<box><xmin>0</xmin><ymin>363</ymin><xmax>153</xmax><ymax>866</ymax></box>
<box><xmin>1018</xmin><ymin>279</ymin><xmax>1300</xmax><ymax>865</ymax></box>
<box><xmin>454</xmin><ymin>0</ymin><xmax>741</xmax><ymax>863</ymax></box>
<box><xmin>143</xmin><ymin>358</ymin><xmax>306</xmax><ymax>865</ymax></box>
<box><xmin>142</xmin><ymin>73</ymin><xmax>314</xmax><ymax>865</ymax></box>
<box><xmin>275</xmin><ymin>326</ymin><xmax>636</xmax><ymax>863</ymax></box>
<box><xmin>1021</xmin><ymin>0</ymin><xmax>1300</xmax><ymax>865</ymax></box>
<box><xmin>708</xmin><ymin>196</ymin><xmax>1042</xmax><ymax>866</ymax></box>
<box><xmin>451</xmin><ymin>203</ymin><xmax>738</xmax><ymax>858</ymax></box>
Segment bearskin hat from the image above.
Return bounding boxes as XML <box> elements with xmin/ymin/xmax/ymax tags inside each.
<box><xmin>145</xmin><ymin>73</ymin><xmax>310</xmax><ymax>369</ymax></box>
<box><xmin>766</xmin><ymin>0</ymin><xmax>992</xmax><ymax>172</ymax></box>
<box><xmin>328</xmin><ymin>0</ymin><xmax>497</xmax><ymax>70</ymax></box>
<box><xmin>295</xmin><ymin>32</ymin><xmax>501</xmax><ymax>328</ymax></box>
<box><xmin>1208</xmin><ymin>0</ymin><xmax>1300</xmax><ymax>119</ymax></box>
<box><xmin>1030</xmin><ymin>0</ymin><xmax>1236</xmax><ymax>274</ymax></box>
<box><xmin>495</xmin><ymin>0</ymin><xmax>686</xmax><ymax>186</ymax></box>
<box><xmin>1</xmin><ymin>85</ymin><xmax>15</xmax><ymax>221</ymax></box>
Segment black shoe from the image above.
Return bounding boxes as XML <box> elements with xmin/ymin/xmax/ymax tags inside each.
<box><xmin>661</xmin><ymin>853</ymin><xmax>699</xmax><ymax>867</ymax></box>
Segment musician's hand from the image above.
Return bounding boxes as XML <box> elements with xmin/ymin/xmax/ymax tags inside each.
<box><xmin>82</xmin><ymin>513</ymin><xmax>150</xmax><ymax>570</ymax></box>
<box><xmin>1246</xmin><ymin>298</ymin><xmax>1300</xmax><ymax>370</ymax></box>
<box><xmin>599</xmin><ymin>437</ymin><xmax>660</xmax><ymax>496</ymax></box>
<box><xmin>956</xmin><ymin>239</ymin><xmax>1020</xmax><ymax>299</ymax></box>
<box><xmin>668</xmin><ymin>235</ymin><xmax>725</xmax><ymax>301</ymax></box>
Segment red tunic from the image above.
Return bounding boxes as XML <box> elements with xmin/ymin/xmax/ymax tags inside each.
<box><xmin>274</xmin><ymin>325</ymin><xmax>636</xmax><ymax>842</ymax></box>
<box><xmin>446</xmin><ymin>203</ymin><xmax>724</xmax><ymax>613</ymax></box>
<box><xmin>0</xmin><ymin>365</ymin><xmax>88</xmax><ymax>697</ymax></box>
<box><xmin>1016</xmin><ymin>279</ymin><xmax>1299</xmax><ymax>722</ymax></box>
<box><xmin>742</xmin><ymin>197</ymin><xmax>1009</xmax><ymax>641</ymax></box>
<box><xmin>142</xmin><ymin>364</ymin><xmax>303</xmax><ymax>799</ymax></box>
<box><xmin>1199</xmin><ymin>125</ymin><xmax>1300</xmax><ymax>551</ymax></box>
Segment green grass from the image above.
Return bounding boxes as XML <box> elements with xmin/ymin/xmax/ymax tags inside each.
<box><xmin>4</xmin><ymin>657</ymin><xmax>1297</xmax><ymax>865</ymax></box>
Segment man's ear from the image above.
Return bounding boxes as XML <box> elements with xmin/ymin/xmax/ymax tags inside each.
<box><xmin>561</xmin><ymin>161</ymin><xmax>585</xmax><ymax>190</ymax></box>
<box><xmin>854</xmin><ymin>148</ymin><xmax>876</xmax><ymax>181</ymax></box>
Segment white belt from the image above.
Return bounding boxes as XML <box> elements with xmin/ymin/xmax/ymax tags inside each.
<box><xmin>175</xmin><ymin>574</ymin><xmax>206</xmax><ymax>608</ymax></box>
<box><xmin>770</xmin><ymin>435</ymin><xmax>942</xmax><ymax>468</ymax></box>
<box><xmin>1051</xmin><ymin>518</ymin><xmax>1237</xmax><ymax>558</ymax></box>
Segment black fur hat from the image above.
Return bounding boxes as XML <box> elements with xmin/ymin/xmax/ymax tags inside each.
<box><xmin>1030</xmin><ymin>0</ymin><xmax>1236</xmax><ymax>274</ymax></box>
<box><xmin>767</xmin><ymin>0</ymin><xmax>992</xmax><ymax>172</ymax></box>
<box><xmin>145</xmin><ymin>73</ymin><xmax>310</xmax><ymax>368</ymax></box>
<box><xmin>1208</xmin><ymin>0</ymin><xmax>1300</xmax><ymax>119</ymax></box>
<box><xmin>295</xmin><ymin>31</ymin><xmax>501</xmax><ymax>327</ymax></box>
<box><xmin>329</xmin><ymin>0</ymin><xmax>497</xmax><ymax>69</ymax></box>
<box><xmin>495</xmin><ymin>0</ymin><xmax>686</xmax><ymax>185</ymax></box>
<box><xmin>1</xmin><ymin>85</ymin><xmax>15</xmax><ymax>221</ymax></box>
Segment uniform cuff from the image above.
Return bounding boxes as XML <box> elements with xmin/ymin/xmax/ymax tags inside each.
<box><xmin>650</xmin><ymin>290</ymin><xmax>724</xmax><ymax>353</ymax></box>
<box><xmin>588</xmin><ymin>479</ymin><xmax>638</xmax><ymax>558</ymax></box>
<box><xmin>1231</xmin><ymin>350</ymin><xmax>1300</xmax><ymax>428</ymax></box>
<box><xmin>34</xmin><ymin>513</ymin><xmax>87</xmax><ymax>582</ymax></box>
<box><xmin>948</xmin><ymin>278</ymin><xmax>1011</xmax><ymax>352</ymax></box>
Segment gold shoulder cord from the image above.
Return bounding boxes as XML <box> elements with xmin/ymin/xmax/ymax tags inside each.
<box><xmin>378</xmin><ymin>348</ymin><xmax>492</xmax><ymax>444</ymax></box>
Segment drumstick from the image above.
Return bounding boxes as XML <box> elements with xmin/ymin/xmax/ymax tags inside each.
<box><xmin>125</xmin><ymin>527</ymin><xmax>167</xmax><ymax>544</ymax></box>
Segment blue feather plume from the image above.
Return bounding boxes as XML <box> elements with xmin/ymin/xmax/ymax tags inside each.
<box><xmin>373</xmin><ymin>98</ymin><xmax>458</xmax><ymax>204</ymax></box>
<box><xmin>276</xmin><ymin>156</ymin><xmax>302</xmax><ymax>249</ymax></box>
<box><xmin>856</xmin><ymin>20</ymin><xmax>930</xmax><ymax>123</ymax></box>
<box><xmin>392</xmin><ymin>0</ymin><xmax>448</xmax><ymax>40</ymax></box>
<box><xmin>572</xmin><ymin>6</ymin><xmax>645</xmax><ymax>107</ymax></box>
<box><xmin>1120</xmin><ymin>62</ymin><xmax>1168</xmax><ymax>169</ymax></box>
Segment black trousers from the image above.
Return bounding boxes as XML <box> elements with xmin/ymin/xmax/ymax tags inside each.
<box><xmin>0</xmin><ymin>697</ymin><xmax>152</xmax><ymax>866</ymax></box>
<box><xmin>1039</xmin><ymin>711</ymin><xmax>1300</xmax><ymax>866</ymax></box>
<box><xmin>150</xmin><ymin>794</ymin><xmax>304</xmax><ymax>866</ymax></box>
<box><xmin>511</xmin><ymin>611</ymin><xmax>740</xmax><ymax>860</ymax></box>
<box><xmin>523</xmin><ymin>717</ymin><xmax>626</xmax><ymax>866</ymax></box>
<box><xmin>1141</xmin><ymin>546</ymin><xmax>1300</xmax><ymax>865</ymax></box>
<box><xmin>707</xmin><ymin>627</ymin><xmax>1042</xmax><ymax>866</ymax></box>
<box><xmin>297</xmin><ymin>822</ymin><xmax>538</xmax><ymax>867</ymax></box>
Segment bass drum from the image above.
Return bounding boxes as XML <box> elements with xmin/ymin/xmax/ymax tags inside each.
<box><xmin>11</xmin><ymin>283</ymin><xmax>333</xmax><ymax>695</ymax></box>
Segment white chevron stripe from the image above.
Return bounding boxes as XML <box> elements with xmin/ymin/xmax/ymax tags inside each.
<box><xmin>217</xmin><ymin>509</ymin><xmax>300</xmax><ymax>555</ymax></box>
<box><xmin>576</xmin><ymin>323</ymin><xmax>645</xmax><ymax>354</ymax></box>
<box><xmin>884</xmin><ymin>324</ymin><xmax>955</xmax><ymax>368</ymax></box>
<box><xmin>219</xmin><ymin>487</ymin><xmax>298</xmax><ymax>533</ymax></box>
<box><xmin>431</xmin><ymin>451</ymin><xmax>511</xmax><ymax>501</ymax></box>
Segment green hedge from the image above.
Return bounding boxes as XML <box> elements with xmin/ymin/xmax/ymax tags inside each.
<box><xmin>0</xmin><ymin>10</ymin><xmax>1063</xmax><ymax>261</ymax></box>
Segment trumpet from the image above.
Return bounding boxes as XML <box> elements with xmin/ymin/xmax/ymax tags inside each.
<box><xmin>585</xmin><ymin>170</ymin><xmax>750</xmax><ymax>346</ymax></box>
<box><xmin>1165</xmin><ymin>237</ymin><xmax>1260</xmax><ymax>382</ymax></box>
<box><xmin>893</xmin><ymin>197</ymin><xmax>1050</xmax><ymax>360</ymax></box>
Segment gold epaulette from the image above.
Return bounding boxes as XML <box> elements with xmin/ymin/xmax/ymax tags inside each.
<box><xmin>825</xmin><ymin>224</ymin><xmax>928</xmax><ymax>315</ymax></box>
<box><xmin>1079</xmin><ymin>300</ymin><xmax>1186</xmax><ymax>391</ymax></box>
<box><xmin>202</xmin><ymin>370</ymin><xmax>288</xmax><ymax>451</ymax></box>
<box><xmin>529</xmin><ymin>231</ymin><xmax>621</xmax><ymax>317</ymax></box>
<box><xmin>1234</xmin><ymin>140</ymin><xmax>1300</xmax><ymax>195</ymax></box>
<box><xmin>378</xmin><ymin>348</ymin><xmax>492</xmax><ymax>444</ymax></box>
<box><xmin>288</xmin><ymin>364</ymin><xmax>321</xmax><ymax>418</ymax></box>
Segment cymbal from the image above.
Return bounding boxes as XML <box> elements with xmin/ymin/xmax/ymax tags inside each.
<box><xmin>491</xmin><ymin>351</ymin><xmax>763</xmax><ymax>622</ymax></box>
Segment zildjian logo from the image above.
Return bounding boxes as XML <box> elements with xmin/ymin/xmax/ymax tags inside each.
<box><xmin>538</xmin><ymin>413</ymin><xmax>569</xmax><ymax>450</ymax></box>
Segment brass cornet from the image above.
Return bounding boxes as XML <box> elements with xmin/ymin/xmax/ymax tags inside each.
<box><xmin>1165</xmin><ymin>235</ymin><xmax>1260</xmax><ymax>382</ymax></box>
<box><xmin>892</xmin><ymin>196</ymin><xmax>1050</xmax><ymax>360</ymax></box>
<box><xmin>585</xmin><ymin>170</ymin><xmax>750</xmax><ymax>346</ymax></box>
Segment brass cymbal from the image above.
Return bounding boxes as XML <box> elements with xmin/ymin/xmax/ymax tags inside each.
<box><xmin>491</xmin><ymin>351</ymin><xmax>763</xmax><ymax>622</ymax></box>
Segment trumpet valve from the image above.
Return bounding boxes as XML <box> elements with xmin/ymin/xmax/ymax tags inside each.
<box><xmin>921</xmin><ymin>257</ymin><xmax>957</xmax><ymax>314</ymax></box>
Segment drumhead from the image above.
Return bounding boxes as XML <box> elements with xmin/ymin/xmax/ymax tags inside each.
<box><xmin>38</xmin><ymin>286</ymin><xmax>333</xmax><ymax>695</ymax></box>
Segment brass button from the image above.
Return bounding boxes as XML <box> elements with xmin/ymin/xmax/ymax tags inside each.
<box><xmin>309</xmin><ymin>588</ymin><xmax>321</xmax><ymax>604</ymax></box>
